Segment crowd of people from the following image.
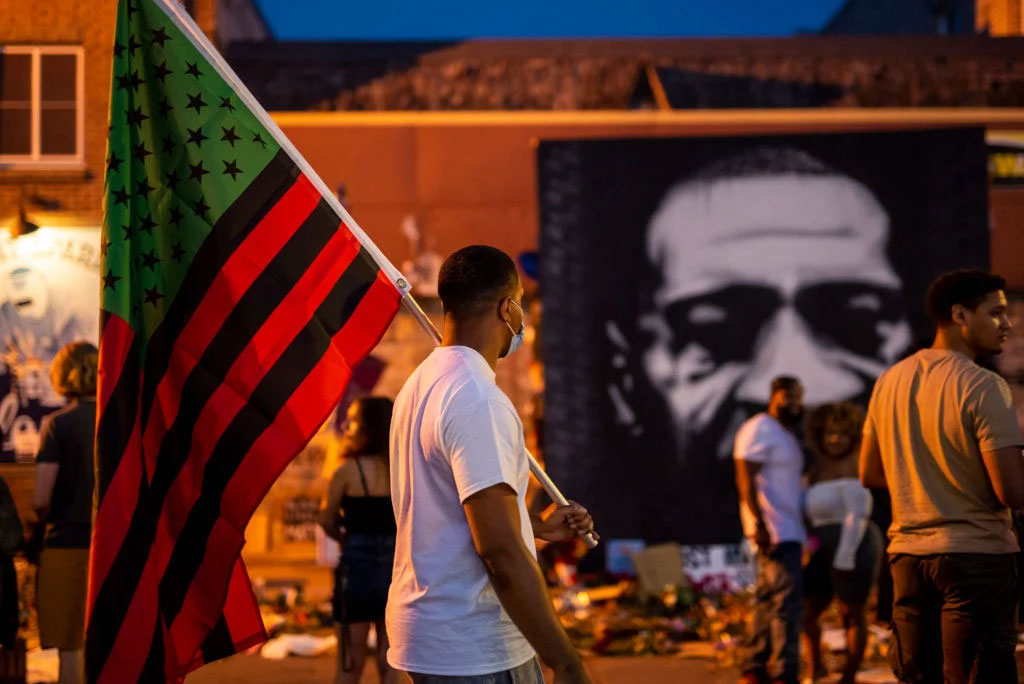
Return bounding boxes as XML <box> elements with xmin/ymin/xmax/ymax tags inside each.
<box><xmin>1</xmin><ymin>250</ymin><xmax>1019</xmax><ymax>684</ymax></box>
<box><xmin>735</xmin><ymin>269</ymin><xmax>1023</xmax><ymax>684</ymax></box>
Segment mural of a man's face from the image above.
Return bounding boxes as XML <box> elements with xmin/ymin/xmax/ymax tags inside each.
<box><xmin>7</xmin><ymin>266</ymin><xmax>49</xmax><ymax>320</ymax></box>
<box><xmin>642</xmin><ymin>162</ymin><xmax>912</xmax><ymax>461</ymax></box>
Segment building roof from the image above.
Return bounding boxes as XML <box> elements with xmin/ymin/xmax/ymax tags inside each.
<box><xmin>223</xmin><ymin>35</ymin><xmax>1024</xmax><ymax>111</ymax></box>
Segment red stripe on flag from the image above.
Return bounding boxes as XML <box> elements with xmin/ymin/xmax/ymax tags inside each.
<box><xmin>97</xmin><ymin>315</ymin><xmax>134</xmax><ymax>417</ymax></box>
<box><xmin>166</xmin><ymin>274</ymin><xmax>400</xmax><ymax>663</ymax></box>
<box><xmin>90</xmin><ymin>313</ymin><xmax>139</xmax><ymax>599</ymax></box>
<box><xmin>141</xmin><ymin>174</ymin><xmax>320</xmax><ymax>477</ymax></box>
<box><xmin>95</xmin><ymin>540</ymin><xmax>163</xmax><ymax>684</ymax></box>
<box><xmin>183</xmin><ymin>559</ymin><xmax>265</xmax><ymax>676</ymax></box>
<box><xmin>88</xmin><ymin>396</ymin><xmax>142</xmax><ymax>612</ymax></box>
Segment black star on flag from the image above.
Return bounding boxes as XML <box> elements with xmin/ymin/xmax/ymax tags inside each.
<box><xmin>220</xmin><ymin>126</ymin><xmax>240</xmax><ymax>147</ymax></box>
<box><xmin>103</xmin><ymin>270</ymin><xmax>121</xmax><ymax>291</ymax></box>
<box><xmin>193</xmin><ymin>195</ymin><xmax>211</xmax><ymax>216</ymax></box>
<box><xmin>165</xmin><ymin>169</ymin><xmax>182</xmax><ymax>189</ymax></box>
<box><xmin>186</xmin><ymin>127</ymin><xmax>208</xmax><ymax>146</ymax></box>
<box><xmin>129</xmin><ymin>69</ymin><xmax>145</xmax><ymax>91</ymax></box>
<box><xmin>252</xmin><ymin>132</ymin><xmax>267</xmax><ymax>148</ymax></box>
<box><xmin>151</xmin><ymin>26</ymin><xmax>170</xmax><ymax>47</ymax></box>
<box><xmin>113</xmin><ymin>41</ymin><xmax>126</xmax><ymax>60</ymax></box>
<box><xmin>137</xmin><ymin>213</ymin><xmax>157</xmax><ymax>234</ymax></box>
<box><xmin>127</xmin><ymin>34</ymin><xmax>142</xmax><ymax>53</ymax></box>
<box><xmin>185</xmin><ymin>60</ymin><xmax>202</xmax><ymax>79</ymax></box>
<box><xmin>107</xmin><ymin>151</ymin><xmax>124</xmax><ymax>174</ymax></box>
<box><xmin>134</xmin><ymin>179</ymin><xmax>155</xmax><ymax>197</ymax></box>
<box><xmin>121</xmin><ymin>222</ymin><xmax>135</xmax><ymax>240</ymax></box>
<box><xmin>219</xmin><ymin>96</ymin><xmax>235</xmax><ymax>112</ymax></box>
<box><xmin>133</xmin><ymin>141</ymin><xmax>151</xmax><ymax>162</ymax></box>
<box><xmin>112</xmin><ymin>185</ymin><xmax>131</xmax><ymax>207</ymax></box>
<box><xmin>171</xmin><ymin>241</ymin><xmax>187</xmax><ymax>262</ymax></box>
<box><xmin>140</xmin><ymin>249</ymin><xmax>160</xmax><ymax>271</ymax></box>
<box><xmin>168</xmin><ymin>206</ymin><xmax>184</xmax><ymax>226</ymax></box>
<box><xmin>162</xmin><ymin>134</ymin><xmax>176</xmax><ymax>154</ymax></box>
<box><xmin>127</xmin><ymin>105</ymin><xmax>148</xmax><ymax>127</ymax></box>
<box><xmin>143</xmin><ymin>285</ymin><xmax>164</xmax><ymax>307</ymax></box>
<box><xmin>186</xmin><ymin>91</ymin><xmax>207</xmax><ymax>114</ymax></box>
<box><xmin>188</xmin><ymin>160</ymin><xmax>209</xmax><ymax>181</ymax></box>
<box><xmin>153</xmin><ymin>61</ymin><xmax>173</xmax><ymax>82</ymax></box>
<box><xmin>157</xmin><ymin>96</ymin><xmax>173</xmax><ymax>118</ymax></box>
<box><xmin>222</xmin><ymin>159</ymin><xmax>243</xmax><ymax>180</ymax></box>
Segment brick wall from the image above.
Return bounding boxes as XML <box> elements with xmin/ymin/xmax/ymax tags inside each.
<box><xmin>0</xmin><ymin>0</ymin><xmax>118</xmax><ymax>227</ymax></box>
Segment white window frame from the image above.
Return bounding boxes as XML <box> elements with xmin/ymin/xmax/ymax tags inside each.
<box><xmin>0</xmin><ymin>45</ymin><xmax>85</xmax><ymax>169</ymax></box>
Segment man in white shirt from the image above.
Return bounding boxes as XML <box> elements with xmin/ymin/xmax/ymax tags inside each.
<box><xmin>388</xmin><ymin>245</ymin><xmax>596</xmax><ymax>684</ymax></box>
<box><xmin>733</xmin><ymin>376</ymin><xmax>807</xmax><ymax>684</ymax></box>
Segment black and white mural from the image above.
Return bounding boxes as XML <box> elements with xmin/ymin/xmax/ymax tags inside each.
<box><xmin>538</xmin><ymin>128</ymin><xmax>989</xmax><ymax>544</ymax></box>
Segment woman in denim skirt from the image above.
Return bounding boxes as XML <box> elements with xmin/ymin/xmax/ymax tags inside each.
<box><xmin>320</xmin><ymin>397</ymin><xmax>397</xmax><ymax>684</ymax></box>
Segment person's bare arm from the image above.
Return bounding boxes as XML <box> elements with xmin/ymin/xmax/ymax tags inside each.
<box><xmin>465</xmin><ymin>484</ymin><xmax>589</xmax><ymax>684</ymax></box>
<box><xmin>32</xmin><ymin>463</ymin><xmax>59</xmax><ymax>523</ymax></box>
<box><xmin>982</xmin><ymin>446</ymin><xmax>1024</xmax><ymax>510</ymax></box>
<box><xmin>858</xmin><ymin>430</ymin><xmax>886</xmax><ymax>490</ymax></box>
<box><xmin>734</xmin><ymin>459</ymin><xmax>768</xmax><ymax>550</ymax></box>
<box><xmin>318</xmin><ymin>465</ymin><xmax>347</xmax><ymax>543</ymax></box>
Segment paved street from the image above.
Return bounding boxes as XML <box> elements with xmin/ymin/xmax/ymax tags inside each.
<box><xmin>186</xmin><ymin>653</ymin><xmax>741</xmax><ymax>684</ymax></box>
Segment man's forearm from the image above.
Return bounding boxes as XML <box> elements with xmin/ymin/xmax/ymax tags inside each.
<box><xmin>737</xmin><ymin>473</ymin><xmax>766</xmax><ymax>530</ymax></box>
<box><xmin>480</xmin><ymin>544</ymin><xmax>583</xmax><ymax>674</ymax></box>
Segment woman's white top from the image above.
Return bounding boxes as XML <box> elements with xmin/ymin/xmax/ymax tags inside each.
<box><xmin>805</xmin><ymin>477</ymin><xmax>873</xmax><ymax>571</ymax></box>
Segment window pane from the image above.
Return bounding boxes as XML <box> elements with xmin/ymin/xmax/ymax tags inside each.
<box><xmin>0</xmin><ymin>108</ymin><xmax>31</xmax><ymax>154</ymax></box>
<box><xmin>41</xmin><ymin>54</ymin><xmax>76</xmax><ymax>101</ymax></box>
<box><xmin>41</xmin><ymin>107</ymin><xmax>76</xmax><ymax>155</ymax></box>
<box><xmin>0</xmin><ymin>53</ymin><xmax>31</xmax><ymax>102</ymax></box>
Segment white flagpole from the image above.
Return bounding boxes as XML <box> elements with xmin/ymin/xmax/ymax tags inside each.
<box><xmin>156</xmin><ymin>0</ymin><xmax>598</xmax><ymax>549</ymax></box>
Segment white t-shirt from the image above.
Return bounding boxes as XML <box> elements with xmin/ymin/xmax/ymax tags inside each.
<box><xmin>733</xmin><ymin>413</ymin><xmax>807</xmax><ymax>545</ymax></box>
<box><xmin>805</xmin><ymin>478</ymin><xmax>873</xmax><ymax>571</ymax></box>
<box><xmin>386</xmin><ymin>346</ymin><xmax>537</xmax><ymax>676</ymax></box>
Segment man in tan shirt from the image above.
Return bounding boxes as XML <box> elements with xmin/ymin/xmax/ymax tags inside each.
<box><xmin>860</xmin><ymin>270</ymin><xmax>1024</xmax><ymax>683</ymax></box>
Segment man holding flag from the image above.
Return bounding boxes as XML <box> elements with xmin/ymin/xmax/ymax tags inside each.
<box><xmin>388</xmin><ymin>246</ymin><xmax>595</xmax><ymax>684</ymax></box>
<box><xmin>92</xmin><ymin>0</ymin><xmax>401</xmax><ymax>680</ymax></box>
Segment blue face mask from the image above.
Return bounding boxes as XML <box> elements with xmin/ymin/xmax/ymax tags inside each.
<box><xmin>502</xmin><ymin>300</ymin><xmax>525</xmax><ymax>358</ymax></box>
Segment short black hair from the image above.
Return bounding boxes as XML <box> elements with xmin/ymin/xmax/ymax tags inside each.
<box><xmin>771</xmin><ymin>375</ymin><xmax>801</xmax><ymax>394</ymax></box>
<box><xmin>925</xmin><ymin>270</ymin><xmax>1006</xmax><ymax>325</ymax></box>
<box><xmin>694</xmin><ymin>147</ymin><xmax>837</xmax><ymax>184</ymax></box>
<box><xmin>438</xmin><ymin>246</ymin><xmax>519</xmax><ymax>319</ymax></box>
<box><xmin>351</xmin><ymin>396</ymin><xmax>393</xmax><ymax>458</ymax></box>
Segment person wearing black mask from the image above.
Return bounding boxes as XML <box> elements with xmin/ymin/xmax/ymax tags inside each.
<box><xmin>733</xmin><ymin>376</ymin><xmax>807</xmax><ymax>684</ymax></box>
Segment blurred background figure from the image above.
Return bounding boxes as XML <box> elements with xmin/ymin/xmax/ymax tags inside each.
<box><xmin>32</xmin><ymin>341</ymin><xmax>97</xmax><ymax>684</ymax></box>
<box><xmin>319</xmin><ymin>397</ymin><xmax>397</xmax><ymax>684</ymax></box>
<box><xmin>802</xmin><ymin>402</ymin><xmax>882</xmax><ymax>684</ymax></box>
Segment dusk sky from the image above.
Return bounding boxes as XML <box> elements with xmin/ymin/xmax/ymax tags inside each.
<box><xmin>253</xmin><ymin>0</ymin><xmax>849</xmax><ymax>40</ymax></box>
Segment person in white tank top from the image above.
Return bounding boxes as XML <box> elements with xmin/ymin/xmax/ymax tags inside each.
<box><xmin>803</xmin><ymin>402</ymin><xmax>882</xmax><ymax>684</ymax></box>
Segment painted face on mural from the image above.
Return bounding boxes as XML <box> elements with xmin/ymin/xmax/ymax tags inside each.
<box><xmin>6</xmin><ymin>266</ymin><xmax>50</xmax><ymax>320</ymax></box>
<box><xmin>641</xmin><ymin>160</ymin><xmax>912</xmax><ymax>461</ymax></box>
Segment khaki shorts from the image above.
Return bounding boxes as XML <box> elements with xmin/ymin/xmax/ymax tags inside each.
<box><xmin>37</xmin><ymin>547</ymin><xmax>89</xmax><ymax>650</ymax></box>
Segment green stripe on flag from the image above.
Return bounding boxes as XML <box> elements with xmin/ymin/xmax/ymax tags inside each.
<box><xmin>103</xmin><ymin>0</ymin><xmax>280</xmax><ymax>340</ymax></box>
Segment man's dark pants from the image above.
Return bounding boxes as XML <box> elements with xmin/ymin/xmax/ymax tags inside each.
<box><xmin>741</xmin><ymin>541</ymin><xmax>803</xmax><ymax>684</ymax></box>
<box><xmin>889</xmin><ymin>553</ymin><xmax>1018</xmax><ymax>683</ymax></box>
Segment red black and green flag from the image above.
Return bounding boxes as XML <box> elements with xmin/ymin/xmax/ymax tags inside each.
<box><xmin>91</xmin><ymin>0</ymin><xmax>404</xmax><ymax>681</ymax></box>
